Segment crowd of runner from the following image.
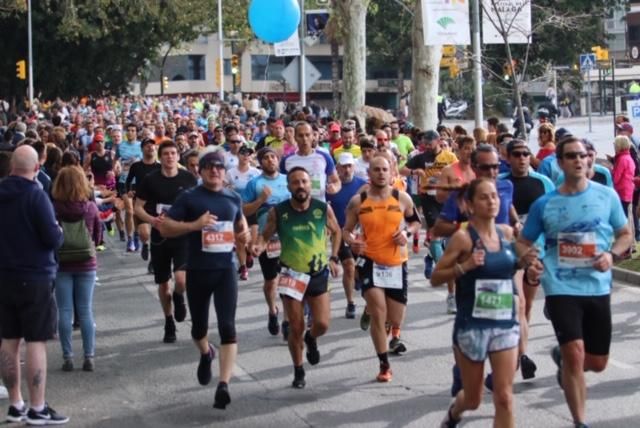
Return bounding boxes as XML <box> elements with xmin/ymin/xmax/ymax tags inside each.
<box><xmin>0</xmin><ymin>94</ymin><xmax>638</xmax><ymax>427</ymax></box>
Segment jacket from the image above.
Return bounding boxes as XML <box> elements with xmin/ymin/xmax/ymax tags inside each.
<box><xmin>613</xmin><ymin>149</ymin><xmax>636</xmax><ymax>202</ymax></box>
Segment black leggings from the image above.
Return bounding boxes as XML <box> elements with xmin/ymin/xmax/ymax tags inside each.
<box><xmin>186</xmin><ymin>269</ymin><xmax>238</xmax><ymax>345</ymax></box>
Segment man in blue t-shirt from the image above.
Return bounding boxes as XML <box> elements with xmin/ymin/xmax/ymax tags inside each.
<box><xmin>518</xmin><ymin>137</ymin><xmax>632</xmax><ymax>428</ymax></box>
<box><xmin>242</xmin><ymin>147</ymin><xmax>291</xmax><ymax>338</ymax></box>
<box><xmin>326</xmin><ymin>152</ymin><xmax>366</xmax><ymax>319</ymax></box>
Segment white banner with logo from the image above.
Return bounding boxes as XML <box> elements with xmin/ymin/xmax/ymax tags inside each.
<box><xmin>421</xmin><ymin>0</ymin><xmax>470</xmax><ymax>46</ymax></box>
<box><xmin>274</xmin><ymin>32</ymin><xmax>301</xmax><ymax>57</ymax></box>
<box><xmin>482</xmin><ymin>0</ymin><xmax>531</xmax><ymax>44</ymax></box>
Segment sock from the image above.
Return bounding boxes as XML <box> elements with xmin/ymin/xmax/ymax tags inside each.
<box><xmin>294</xmin><ymin>365</ymin><xmax>305</xmax><ymax>377</ymax></box>
<box><xmin>11</xmin><ymin>400</ymin><xmax>25</xmax><ymax>410</ymax></box>
<box><xmin>165</xmin><ymin>315</ymin><xmax>174</xmax><ymax>323</ymax></box>
<box><xmin>31</xmin><ymin>403</ymin><xmax>45</xmax><ymax>412</ymax></box>
<box><xmin>377</xmin><ymin>352</ymin><xmax>389</xmax><ymax>366</ymax></box>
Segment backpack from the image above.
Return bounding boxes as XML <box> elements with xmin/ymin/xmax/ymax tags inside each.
<box><xmin>57</xmin><ymin>218</ymin><xmax>95</xmax><ymax>263</ymax></box>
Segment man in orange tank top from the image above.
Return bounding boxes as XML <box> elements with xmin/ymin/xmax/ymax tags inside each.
<box><xmin>343</xmin><ymin>156</ymin><xmax>421</xmax><ymax>383</ymax></box>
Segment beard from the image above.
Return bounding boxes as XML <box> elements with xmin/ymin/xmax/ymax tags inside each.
<box><xmin>293</xmin><ymin>189</ymin><xmax>310</xmax><ymax>202</ymax></box>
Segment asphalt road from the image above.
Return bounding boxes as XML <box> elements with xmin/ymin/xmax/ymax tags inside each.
<box><xmin>12</xmin><ymin>229</ymin><xmax>638</xmax><ymax>428</ymax></box>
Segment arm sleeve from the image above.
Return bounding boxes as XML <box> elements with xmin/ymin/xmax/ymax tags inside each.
<box><xmin>321</xmin><ymin>150</ymin><xmax>336</xmax><ymax>175</ymax></box>
<box><xmin>34</xmin><ymin>191</ymin><xmax>64</xmax><ymax>250</ymax></box>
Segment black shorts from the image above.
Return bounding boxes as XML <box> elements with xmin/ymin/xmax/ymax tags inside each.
<box><xmin>150</xmin><ymin>236</ymin><xmax>188</xmax><ymax>284</ymax></box>
<box><xmin>258</xmin><ymin>251</ymin><xmax>281</xmax><ymax>281</ymax></box>
<box><xmin>357</xmin><ymin>256</ymin><xmax>408</xmax><ymax>305</ymax></box>
<box><xmin>246</xmin><ymin>213</ymin><xmax>258</xmax><ymax>226</ymax></box>
<box><xmin>419</xmin><ymin>194</ymin><xmax>443</xmax><ymax>228</ymax></box>
<box><xmin>0</xmin><ymin>279</ymin><xmax>57</xmax><ymax>342</ymax></box>
<box><xmin>545</xmin><ymin>294</ymin><xmax>612</xmax><ymax>355</ymax></box>
<box><xmin>279</xmin><ymin>267</ymin><xmax>329</xmax><ymax>299</ymax></box>
<box><xmin>338</xmin><ymin>239</ymin><xmax>354</xmax><ymax>261</ymax></box>
<box><xmin>116</xmin><ymin>182</ymin><xmax>127</xmax><ymax>197</ymax></box>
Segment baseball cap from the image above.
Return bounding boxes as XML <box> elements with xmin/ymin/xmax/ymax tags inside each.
<box><xmin>506</xmin><ymin>139</ymin><xmax>528</xmax><ymax>155</ymax></box>
<box><xmin>239</xmin><ymin>145</ymin><xmax>254</xmax><ymax>155</ymax></box>
<box><xmin>258</xmin><ymin>120</ymin><xmax>266</xmax><ymax>125</ymax></box>
<box><xmin>422</xmin><ymin>130</ymin><xmax>440</xmax><ymax>142</ymax></box>
<box><xmin>189</xmin><ymin>131</ymin><xmax>200</xmax><ymax>138</ymax></box>
<box><xmin>198</xmin><ymin>150</ymin><xmax>225</xmax><ymax>169</ymax></box>
<box><xmin>337</xmin><ymin>152</ymin><xmax>355</xmax><ymax>165</ymax></box>
<box><xmin>141</xmin><ymin>138</ymin><xmax>155</xmax><ymax>148</ymax></box>
<box><xmin>257</xmin><ymin>147</ymin><xmax>277</xmax><ymax>163</ymax></box>
<box><xmin>617</xmin><ymin>122</ymin><xmax>634</xmax><ymax>134</ymax></box>
<box><xmin>329</xmin><ymin>123</ymin><xmax>341</xmax><ymax>132</ymax></box>
<box><xmin>93</xmin><ymin>133</ymin><xmax>105</xmax><ymax>143</ymax></box>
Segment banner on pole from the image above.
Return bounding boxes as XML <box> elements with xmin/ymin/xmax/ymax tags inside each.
<box><xmin>274</xmin><ymin>31</ymin><xmax>301</xmax><ymax>57</ymax></box>
<box><xmin>422</xmin><ymin>0</ymin><xmax>470</xmax><ymax>46</ymax></box>
<box><xmin>482</xmin><ymin>0</ymin><xmax>531</xmax><ymax>44</ymax></box>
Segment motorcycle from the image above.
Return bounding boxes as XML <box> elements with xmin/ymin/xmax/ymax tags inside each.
<box><xmin>445</xmin><ymin>99</ymin><xmax>468</xmax><ymax>119</ymax></box>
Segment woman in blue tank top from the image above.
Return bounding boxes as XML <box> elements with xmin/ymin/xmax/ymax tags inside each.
<box><xmin>431</xmin><ymin>178</ymin><xmax>541</xmax><ymax>428</ymax></box>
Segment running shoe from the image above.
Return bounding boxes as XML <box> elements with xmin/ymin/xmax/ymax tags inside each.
<box><xmin>173</xmin><ymin>292</ymin><xmax>187</xmax><ymax>322</ymax></box>
<box><xmin>62</xmin><ymin>358</ymin><xmax>73</xmax><ymax>372</ymax></box>
<box><xmin>484</xmin><ymin>373</ymin><xmax>493</xmax><ymax>391</ymax></box>
<box><xmin>446</xmin><ymin>294</ymin><xmax>457</xmax><ymax>314</ymax></box>
<box><xmin>281</xmin><ymin>320</ymin><xmax>289</xmax><ymax>341</ymax></box>
<box><xmin>574</xmin><ymin>423</ymin><xmax>589</xmax><ymax>428</ymax></box>
<box><xmin>126</xmin><ymin>238</ymin><xmax>135</xmax><ymax>252</ymax></box>
<box><xmin>292</xmin><ymin>366</ymin><xmax>306</xmax><ymax>389</ymax></box>
<box><xmin>163</xmin><ymin>317</ymin><xmax>177</xmax><ymax>343</ymax></box>
<box><xmin>345</xmin><ymin>302</ymin><xmax>356</xmax><ymax>319</ymax></box>
<box><xmin>412</xmin><ymin>238</ymin><xmax>420</xmax><ymax>254</ymax></box>
<box><xmin>141</xmin><ymin>243</ymin><xmax>149</xmax><ymax>261</ymax></box>
<box><xmin>424</xmin><ymin>255</ymin><xmax>434</xmax><ymax>279</ymax></box>
<box><xmin>268</xmin><ymin>310</ymin><xmax>279</xmax><ymax>336</ymax></box>
<box><xmin>360</xmin><ymin>309</ymin><xmax>371</xmax><ymax>331</ymax></box>
<box><xmin>246</xmin><ymin>252</ymin><xmax>254</xmax><ymax>269</ymax></box>
<box><xmin>451</xmin><ymin>364</ymin><xmax>462</xmax><ymax>397</ymax></box>
<box><xmin>25</xmin><ymin>403</ymin><xmax>69</xmax><ymax>426</ymax></box>
<box><xmin>520</xmin><ymin>354</ymin><xmax>537</xmax><ymax>380</ymax></box>
<box><xmin>304</xmin><ymin>330</ymin><xmax>320</xmax><ymax>365</ymax></box>
<box><xmin>197</xmin><ymin>343</ymin><xmax>215</xmax><ymax>386</ymax></box>
<box><xmin>147</xmin><ymin>261</ymin><xmax>154</xmax><ymax>275</ymax></box>
<box><xmin>440</xmin><ymin>403</ymin><xmax>461</xmax><ymax>428</ymax></box>
<box><xmin>82</xmin><ymin>357</ymin><xmax>94</xmax><ymax>372</ymax></box>
<box><xmin>389</xmin><ymin>337</ymin><xmax>407</xmax><ymax>354</ymax></box>
<box><xmin>551</xmin><ymin>345</ymin><xmax>563</xmax><ymax>388</ymax></box>
<box><xmin>213</xmin><ymin>382</ymin><xmax>231</xmax><ymax>409</ymax></box>
<box><xmin>6</xmin><ymin>404</ymin><xmax>28</xmax><ymax>423</ymax></box>
<box><xmin>376</xmin><ymin>363</ymin><xmax>392</xmax><ymax>382</ymax></box>
<box><xmin>133</xmin><ymin>233</ymin><xmax>141</xmax><ymax>251</ymax></box>
<box><xmin>96</xmin><ymin>244</ymin><xmax>106</xmax><ymax>252</ymax></box>
<box><xmin>238</xmin><ymin>265</ymin><xmax>248</xmax><ymax>281</ymax></box>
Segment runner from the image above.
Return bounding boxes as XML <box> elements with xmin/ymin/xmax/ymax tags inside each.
<box><xmin>499</xmin><ymin>139</ymin><xmax>555</xmax><ymax>380</ymax></box>
<box><xmin>517</xmin><ymin>136</ymin><xmax>632</xmax><ymax>428</ymax></box>
<box><xmin>354</xmin><ymin>137</ymin><xmax>376</xmax><ymax>180</ymax></box>
<box><xmin>115</xmin><ymin>123</ymin><xmax>142</xmax><ymax>251</ymax></box>
<box><xmin>432</xmin><ymin>178</ymin><xmax>540</xmax><ymax>428</ymax></box>
<box><xmin>343</xmin><ymin>155</ymin><xmax>421</xmax><ymax>382</ymax></box>
<box><xmin>134</xmin><ymin>140</ymin><xmax>197</xmax><ymax>343</ymax></box>
<box><xmin>158</xmin><ymin>150</ymin><xmax>250</xmax><ymax>410</ymax></box>
<box><xmin>280</xmin><ymin>122</ymin><xmax>341</xmax><ymax>201</ymax></box>
<box><xmin>242</xmin><ymin>148</ymin><xmax>291</xmax><ymax>337</ymax></box>
<box><xmin>326</xmin><ymin>153</ymin><xmax>367</xmax><ymax>319</ymax></box>
<box><xmin>255</xmin><ymin>166</ymin><xmax>341</xmax><ymax>389</ymax></box>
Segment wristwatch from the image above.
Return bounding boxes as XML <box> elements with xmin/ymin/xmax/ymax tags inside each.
<box><xmin>329</xmin><ymin>255</ymin><xmax>339</xmax><ymax>263</ymax></box>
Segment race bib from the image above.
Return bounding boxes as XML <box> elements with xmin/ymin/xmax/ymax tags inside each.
<box><xmin>266</xmin><ymin>236</ymin><xmax>281</xmax><ymax>259</ymax></box>
<box><xmin>310</xmin><ymin>174</ymin><xmax>323</xmax><ymax>197</ymax></box>
<box><xmin>373</xmin><ymin>263</ymin><xmax>402</xmax><ymax>289</ymax></box>
<box><xmin>472</xmin><ymin>279</ymin><xmax>513</xmax><ymax>320</ymax></box>
<box><xmin>557</xmin><ymin>231</ymin><xmax>597</xmax><ymax>267</ymax></box>
<box><xmin>277</xmin><ymin>268</ymin><xmax>310</xmax><ymax>301</ymax></box>
<box><xmin>201</xmin><ymin>221</ymin><xmax>234</xmax><ymax>253</ymax></box>
<box><xmin>426</xmin><ymin>176</ymin><xmax>438</xmax><ymax>196</ymax></box>
<box><xmin>156</xmin><ymin>203</ymin><xmax>172</xmax><ymax>215</ymax></box>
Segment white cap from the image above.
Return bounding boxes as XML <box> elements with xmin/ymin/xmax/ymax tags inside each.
<box><xmin>337</xmin><ymin>152</ymin><xmax>355</xmax><ymax>165</ymax></box>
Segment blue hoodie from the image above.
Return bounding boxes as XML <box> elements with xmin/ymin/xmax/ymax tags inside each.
<box><xmin>0</xmin><ymin>176</ymin><xmax>63</xmax><ymax>282</ymax></box>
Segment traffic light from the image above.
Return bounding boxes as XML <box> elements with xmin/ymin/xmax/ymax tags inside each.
<box><xmin>591</xmin><ymin>46</ymin><xmax>609</xmax><ymax>61</ymax></box>
<box><xmin>16</xmin><ymin>60</ymin><xmax>26</xmax><ymax>80</ymax></box>
<box><xmin>231</xmin><ymin>55</ymin><xmax>239</xmax><ymax>74</ymax></box>
<box><xmin>442</xmin><ymin>45</ymin><xmax>456</xmax><ymax>57</ymax></box>
<box><xmin>449</xmin><ymin>63</ymin><xmax>460</xmax><ymax>78</ymax></box>
<box><xmin>163</xmin><ymin>76</ymin><xmax>169</xmax><ymax>90</ymax></box>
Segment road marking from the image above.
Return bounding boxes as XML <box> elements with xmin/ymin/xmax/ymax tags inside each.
<box><xmin>608</xmin><ymin>358</ymin><xmax>635</xmax><ymax>370</ymax></box>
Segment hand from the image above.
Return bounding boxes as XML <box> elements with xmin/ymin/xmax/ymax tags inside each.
<box><xmin>250</xmin><ymin>242</ymin><xmax>263</xmax><ymax>257</ymax></box>
<box><xmin>463</xmin><ymin>240</ymin><xmax>485</xmax><ymax>271</ymax></box>
<box><xmin>518</xmin><ymin>246</ymin><xmax>539</xmax><ymax>267</ymax></box>
<box><xmin>392</xmin><ymin>229</ymin><xmax>408</xmax><ymax>246</ymax></box>
<box><xmin>592</xmin><ymin>252</ymin><xmax>613</xmax><ymax>272</ymax></box>
<box><xmin>127</xmin><ymin>191</ymin><xmax>135</xmax><ymax>199</ymax></box>
<box><xmin>236</xmin><ymin>228</ymin><xmax>251</xmax><ymax>246</ymax></box>
<box><xmin>195</xmin><ymin>210</ymin><xmax>217</xmax><ymax>230</ymax></box>
<box><xmin>526</xmin><ymin>259</ymin><xmax>543</xmax><ymax>283</ymax></box>
<box><xmin>348</xmin><ymin>233</ymin><xmax>366</xmax><ymax>255</ymax></box>
<box><xmin>415</xmin><ymin>169</ymin><xmax>426</xmax><ymax>178</ymax></box>
<box><xmin>513</xmin><ymin>221</ymin><xmax>523</xmax><ymax>237</ymax></box>
<box><xmin>260</xmin><ymin>185</ymin><xmax>272</xmax><ymax>201</ymax></box>
<box><xmin>326</xmin><ymin>182</ymin><xmax>339</xmax><ymax>194</ymax></box>
<box><xmin>151</xmin><ymin>214</ymin><xmax>164</xmax><ymax>229</ymax></box>
<box><xmin>329</xmin><ymin>259</ymin><xmax>341</xmax><ymax>278</ymax></box>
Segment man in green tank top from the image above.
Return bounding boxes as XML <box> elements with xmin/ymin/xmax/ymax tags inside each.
<box><xmin>257</xmin><ymin>166</ymin><xmax>342</xmax><ymax>389</ymax></box>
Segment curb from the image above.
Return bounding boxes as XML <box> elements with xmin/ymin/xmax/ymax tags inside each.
<box><xmin>613</xmin><ymin>266</ymin><xmax>640</xmax><ymax>286</ymax></box>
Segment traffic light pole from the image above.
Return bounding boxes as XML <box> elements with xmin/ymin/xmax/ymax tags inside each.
<box><xmin>471</xmin><ymin>0</ymin><xmax>483</xmax><ymax>128</ymax></box>
<box><xmin>27</xmin><ymin>0</ymin><xmax>33</xmax><ymax>105</ymax></box>
<box><xmin>217</xmin><ymin>0</ymin><xmax>224</xmax><ymax>101</ymax></box>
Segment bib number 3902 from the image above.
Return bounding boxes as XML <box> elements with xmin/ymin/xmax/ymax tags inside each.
<box><xmin>278</xmin><ymin>268</ymin><xmax>310</xmax><ymax>301</ymax></box>
<box><xmin>472</xmin><ymin>279</ymin><xmax>513</xmax><ymax>320</ymax></box>
<box><xmin>201</xmin><ymin>221</ymin><xmax>234</xmax><ymax>253</ymax></box>
<box><xmin>558</xmin><ymin>231</ymin><xmax>596</xmax><ymax>267</ymax></box>
<box><xmin>373</xmin><ymin>264</ymin><xmax>402</xmax><ymax>289</ymax></box>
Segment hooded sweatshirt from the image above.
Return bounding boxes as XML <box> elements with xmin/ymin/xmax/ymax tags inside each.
<box><xmin>0</xmin><ymin>176</ymin><xmax>63</xmax><ymax>282</ymax></box>
<box><xmin>53</xmin><ymin>200</ymin><xmax>101</xmax><ymax>272</ymax></box>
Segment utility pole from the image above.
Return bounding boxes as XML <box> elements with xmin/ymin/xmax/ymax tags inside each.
<box><xmin>299</xmin><ymin>0</ymin><xmax>306</xmax><ymax>107</ymax></box>
<box><xmin>471</xmin><ymin>0</ymin><xmax>483</xmax><ymax>127</ymax></box>
<box><xmin>217</xmin><ymin>0</ymin><xmax>224</xmax><ymax>102</ymax></box>
<box><xmin>27</xmin><ymin>0</ymin><xmax>34</xmax><ymax>106</ymax></box>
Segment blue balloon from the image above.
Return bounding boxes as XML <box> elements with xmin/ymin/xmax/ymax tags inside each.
<box><xmin>248</xmin><ymin>0</ymin><xmax>301</xmax><ymax>44</ymax></box>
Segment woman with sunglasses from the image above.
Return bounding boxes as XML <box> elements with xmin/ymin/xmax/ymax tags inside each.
<box><xmin>531</xmin><ymin>122</ymin><xmax>555</xmax><ymax>169</ymax></box>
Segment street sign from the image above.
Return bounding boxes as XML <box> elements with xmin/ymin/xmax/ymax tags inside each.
<box><xmin>579</xmin><ymin>53</ymin><xmax>596</xmax><ymax>71</ymax></box>
<box><xmin>281</xmin><ymin>57</ymin><xmax>322</xmax><ymax>92</ymax></box>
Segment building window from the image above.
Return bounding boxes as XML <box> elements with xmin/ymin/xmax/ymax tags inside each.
<box><xmin>188</xmin><ymin>55</ymin><xmax>205</xmax><ymax>80</ymax></box>
<box><xmin>251</xmin><ymin>55</ymin><xmax>295</xmax><ymax>80</ymax></box>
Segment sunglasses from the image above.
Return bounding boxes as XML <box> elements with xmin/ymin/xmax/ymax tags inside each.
<box><xmin>477</xmin><ymin>164</ymin><xmax>500</xmax><ymax>171</ymax></box>
<box><xmin>201</xmin><ymin>163</ymin><xmax>225</xmax><ymax>171</ymax></box>
<box><xmin>562</xmin><ymin>152</ymin><xmax>588</xmax><ymax>160</ymax></box>
<box><xmin>376</xmin><ymin>138</ymin><xmax>388</xmax><ymax>142</ymax></box>
<box><xmin>511</xmin><ymin>151</ymin><xmax>531</xmax><ymax>158</ymax></box>
<box><xmin>228</xmin><ymin>140</ymin><xmax>242</xmax><ymax>144</ymax></box>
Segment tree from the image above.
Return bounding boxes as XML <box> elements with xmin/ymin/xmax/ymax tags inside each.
<box><xmin>334</xmin><ymin>0</ymin><xmax>371</xmax><ymax>125</ymax></box>
<box><xmin>409</xmin><ymin>0</ymin><xmax>441</xmax><ymax>130</ymax></box>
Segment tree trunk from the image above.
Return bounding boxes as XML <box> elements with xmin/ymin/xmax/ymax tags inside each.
<box><xmin>337</xmin><ymin>0</ymin><xmax>369</xmax><ymax>125</ymax></box>
<box><xmin>410</xmin><ymin>0</ymin><xmax>441</xmax><ymax>131</ymax></box>
<box><xmin>505</xmin><ymin>46</ymin><xmax>527</xmax><ymax>140</ymax></box>
<box><xmin>397</xmin><ymin>67</ymin><xmax>404</xmax><ymax>113</ymax></box>
<box><xmin>331</xmin><ymin>39</ymin><xmax>341</xmax><ymax>117</ymax></box>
